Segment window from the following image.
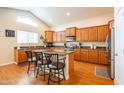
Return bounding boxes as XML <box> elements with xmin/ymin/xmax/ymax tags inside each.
<box><xmin>17</xmin><ymin>17</ymin><xmax>37</xmax><ymax>27</ymax></box>
<box><xmin>17</xmin><ymin>30</ymin><xmax>38</xmax><ymax>44</ymax></box>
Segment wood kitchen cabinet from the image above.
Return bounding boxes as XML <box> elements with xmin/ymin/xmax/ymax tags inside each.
<box><xmin>81</xmin><ymin>28</ymin><xmax>89</xmax><ymax>41</ymax></box>
<box><xmin>56</xmin><ymin>32</ymin><xmax>61</xmax><ymax>42</ymax></box>
<box><xmin>80</xmin><ymin>49</ymin><xmax>88</xmax><ymax>61</ymax></box>
<box><xmin>88</xmin><ymin>50</ymin><xmax>98</xmax><ymax>63</ymax></box>
<box><xmin>53</xmin><ymin>32</ymin><xmax>57</xmax><ymax>42</ymax></box>
<box><xmin>54</xmin><ymin>31</ymin><xmax>65</xmax><ymax>42</ymax></box>
<box><xmin>74</xmin><ymin>48</ymin><xmax>81</xmax><ymax>60</ymax></box>
<box><xmin>88</xmin><ymin>27</ymin><xmax>98</xmax><ymax>42</ymax></box>
<box><xmin>14</xmin><ymin>50</ymin><xmax>27</xmax><ymax>63</ymax></box>
<box><xmin>66</xmin><ymin>27</ymin><xmax>76</xmax><ymax>36</ymax></box>
<box><xmin>76</xmin><ymin>28</ymin><xmax>81</xmax><ymax>41</ymax></box>
<box><xmin>98</xmin><ymin>50</ymin><xmax>109</xmax><ymax>65</ymax></box>
<box><xmin>98</xmin><ymin>25</ymin><xmax>109</xmax><ymax>42</ymax></box>
<box><xmin>61</xmin><ymin>31</ymin><xmax>66</xmax><ymax>42</ymax></box>
<box><xmin>45</xmin><ymin>31</ymin><xmax>53</xmax><ymax>42</ymax></box>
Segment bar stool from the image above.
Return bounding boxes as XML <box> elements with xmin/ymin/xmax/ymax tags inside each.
<box><xmin>25</xmin><ymin>51</ymin><xmax>37</xmax><ymax>75</ymax></box>
<box><xmin>44</xmin><ymin>53</ymin><xmax>66</xmax><ymax>85</ymax></box>
<box><xmin>34</xmin><ymin>51</ymin><xmax>49</xmax><ymax>81</ymax></box>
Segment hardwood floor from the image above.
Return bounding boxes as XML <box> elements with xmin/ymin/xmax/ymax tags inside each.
<box><xmin>0</xmin><ymin>61</ymin><xmax>114</xmax><ymax>85</ymax></box>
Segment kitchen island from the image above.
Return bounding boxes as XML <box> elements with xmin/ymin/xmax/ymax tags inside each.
<box><xmin>14</xmin><ymin>47</ymin><xmax>74</xmax><ymax>80</ymax></box>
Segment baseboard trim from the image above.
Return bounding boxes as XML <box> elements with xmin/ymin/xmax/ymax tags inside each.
<box><xmin>0</xmin><ymin>61</ymin><xmax>16</xmax><ymax>67</ymax></box>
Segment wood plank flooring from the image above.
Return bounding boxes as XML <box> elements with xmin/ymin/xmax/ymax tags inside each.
<box><xmin>0</xmin><ymin>61</ymin><xmax>114</xmax><ymax>85</ymax></box>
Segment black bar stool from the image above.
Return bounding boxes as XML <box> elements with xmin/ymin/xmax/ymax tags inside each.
<box><xmin>34</xmin><ymin>51</ymin><xmax>49</xmax><ymax>81</ymax></box>
<box><xmin>44</xmin><ymin>53</ymin><xmax>66</xmax><ymax>85</ymax></box>
<box><xmin>25</xmin><ymin>51</ymin><xmax>37</xmax><ymax>75</ymax></box>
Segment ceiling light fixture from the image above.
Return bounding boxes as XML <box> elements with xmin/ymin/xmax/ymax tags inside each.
<box><xmin>49</xmin><ymin>18</ymin><xmax>52</xmax><ymax>22</ymax></box>
<box><xmin>66</xmin><ymin>12</ymin><xmax>71</xmax><ymax>16</ymax></box>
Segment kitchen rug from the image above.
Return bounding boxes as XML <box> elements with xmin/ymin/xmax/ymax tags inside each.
<box><xmin>95</xmin><ymin>66</ymin><xmax>111</xmax><ymax>80</ymax></box>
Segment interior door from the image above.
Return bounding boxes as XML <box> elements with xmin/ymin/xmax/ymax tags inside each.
<box><xmin>115</xmin><ymin>7</ymin><xmax>124</xmax><ymax>84</ymax></box>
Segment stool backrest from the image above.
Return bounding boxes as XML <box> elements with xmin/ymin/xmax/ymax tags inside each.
<box><xmin>34</xmin><ymin>51</ymin><xmax>43</xmax><ymax>64</ymax></box>
<box><xmin>44</xmin><ymin>53</ymin><xmax>66</xmax><ymax>69</ymax></box>
<box><xmin>25</xmin><ymin>51</ymin><xmax>33</xmax><ymax>62</ymax></box>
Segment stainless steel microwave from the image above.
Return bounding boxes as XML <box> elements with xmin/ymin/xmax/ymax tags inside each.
<box><xmin>66</xmin><ymin>36</ymin><xmax>76</xmax><ymax>42</ymax></box>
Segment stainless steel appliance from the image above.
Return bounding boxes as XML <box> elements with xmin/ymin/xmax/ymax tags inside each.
<box><xmin>66</xmin><ymin>36</ymin><xmax>76</xmax><ymax>42</ymax></box>
<box><xmin>108</xmin><ymin>27</ymin><xmax>115</xmax><ymax>79</ymax></box>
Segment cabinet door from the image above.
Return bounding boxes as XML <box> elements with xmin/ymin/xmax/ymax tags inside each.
<box><xmin>70</xmin><ymin>27</ymin><xmax>76</xmax><ymax>36</ymax></box>
<box><xmin>98</xmin><ymin>25</ymin><xmax>109</xmax><ymax>42</ymax></box>
<box><xmin>56</xmin><ymin>32</ymin><xmax>61</xmax><ymax>42</ymax></box>
<box><xmin>53</xmin><ymin>32</ymin><xmax>57</xmax><ymax>42</ymax></box>
<box><xmin>88</xmin><ymin>50</ymin><xmax>98</xmax><ymax>63</ymax></box>
<box><xmin>88</xmin><ymin>27</ymin><xmax>98</xmax><ymax>42</ymax></box>
<box><xmin>74</xmin><ymin>48</ymin><xmax>81</xmax><ymax>60</ymax></box>
<box><xmin>98</xmin><ymin>51</ymin><xmax>109</xmax><ymax>65</ymax></box>
<box><xmin>45</xmin><ymin>31</ymin><xmax>53</xmax><ymax>42</ymax></box>
<box><xmin>81</xmin><ymin>28</ymin><xmax>89</xmax><ymax>41</ymax></box>
<box><xmin>61</xmin><ymin>31</ymin><xmax>66</xmax><ymax>42</ymax></box>
<box><xmin>80</xmin><ymin>49</ymin><xmax>88</xmax><ymax>61</ymax></box>
<box><xmin>65</xmin><ymin>28</ymin><xmax>70</xmax><ymax>36</ymax></box>
<box><xmin>76</xmin><ymin>29</ymin><xmax>81</xmax><ymax>41</ymax></box>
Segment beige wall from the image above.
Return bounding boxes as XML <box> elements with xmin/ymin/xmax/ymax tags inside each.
<box><xmin>52</xmin><ymin>13</ymin><xmax>114</xmax><ymax>31</ymax></box>
<box><xmin>0</xmin><ymin>8</ymin><xmax>50</xmax><ymax>65</ymax></box>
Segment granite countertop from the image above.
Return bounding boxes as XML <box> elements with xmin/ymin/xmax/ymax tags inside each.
<box><xmin>33</xmin><ymin>49</ymin><xmax>73</xmax><ymax>54</ymax></box>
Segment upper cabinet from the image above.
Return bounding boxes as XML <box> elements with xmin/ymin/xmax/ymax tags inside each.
<box><xmin>88</xmin><ymin>27</ymin><xmax>98</xmax><ymax>42</ymax></box>
<box><xmin>45</xmin><ymin>24</ymin><xmax>110</xmax><ymax>43</ymax></box>
<box><xmin>66</xmin><ymin>27</ymin><xmax>76</xmax><ymax>36</ymax></box>
<box><xmin>98</xmin><ymin>25</ymin><xmax>109</xmax><ymax>42</ymax></box>
<box><xmin>53</xmin><ymin>32</ymin><xmax>57</xmax><ymax>42</ymax></box>
<box><xmin>53</xmin><ymin>31</ymin><xmax>65</xmax><ymax>42</ymax></box>
<box><xmin>81</xmin><ymin>28</ymin><xmax>89</xmax><ymax>42</ymax></box>
<box><xmin>76</xmin><ymin>28</ymin><xmax>81</xmax><ymax>41</ymax></box>
<box><xmin>45</xmin><ymin>31</ymin><xmax>53</xmax><ymax>43</ymax></box>
<box><xmin>61</xmin><ymin>31</ymin><xmax>66</xmax><ymax>42</ymax></box>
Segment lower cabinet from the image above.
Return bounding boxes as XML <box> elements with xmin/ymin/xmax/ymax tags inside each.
<box><xmin>98</xmin><ymin>50</ymin><xmax>109</xmax><ymax>65</ymax></box>
<box><xmin>74</xmin><ymin>48</ymin><xmax>81</xmax><ymax>60</ymax></box>
<box><xmin>74</xmin><ymin>48</ymin><xmax>108</xmax><ymax>65</ymax></box>
<box><xmin>80</xmin><ymin>49</ymin><xmax>88</xmax><ymax>61</ymax></box>
<box><xmin>14</xmin><ymin>50</ymin><xmax>27</xmax><ymax>63</ymax></box>
<box><xmin>88</xmin><ymin>50</ymin><xmax>98</xmax><ymax>63</ymax></box>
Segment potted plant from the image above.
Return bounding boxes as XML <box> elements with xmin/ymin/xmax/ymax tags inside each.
<box><xmin>40</xmin><ymin>35</ymin><xmax>47</xmax><ymax>47</ymax></box>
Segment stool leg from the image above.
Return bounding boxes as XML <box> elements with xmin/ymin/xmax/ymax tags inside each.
<box><xmin>27</xmin><ymin>61</ymin><xmax>30</xmax><ymax>74</ymax></box>
<box><xmin>36</xmin><ymin>65</ymin><xmax>40</xmax><ymax>78</ymax></box>
<box><xmin>58</xmin><ymin>70</ymin><xmax>60</xmax><ymax>85</ymax></box>
<box><xmin>62</xmin><ymin>68</ymin><xmax>66</xmax><ymax>80</ymax></box>
<box><xmin>47</xmin><ymin>69</ymin><xmax>51</xmax><ymax>85</ymax></box>
<box><xmin>44</xmin><ymin>65</ymin><xmax>45</xmax><ymax>81</ymax></box>
<box><xmin>34</xmin><ymin>62</ymin><xmax>37</xmax><ymax>76</ymax></box>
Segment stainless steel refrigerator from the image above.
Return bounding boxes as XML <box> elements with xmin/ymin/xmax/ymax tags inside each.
<box><xmin>107</xmin><ymin>27</ymin><xmax>115</xmax><ymax>79</ymax></box>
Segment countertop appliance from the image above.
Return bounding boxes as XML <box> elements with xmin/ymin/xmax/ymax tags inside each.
<box><xmin>46</xmin><ymin>42</ymin><xmax>53</xmax><ymax>47</ymax></box>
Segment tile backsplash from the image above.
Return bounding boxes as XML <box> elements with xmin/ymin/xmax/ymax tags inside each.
<box><xmin>53</xmin><ymin>42</ymin><xmax>108</xmax><ymax>48</ymax></box>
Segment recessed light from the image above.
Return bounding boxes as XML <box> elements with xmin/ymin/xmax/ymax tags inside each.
<box><xmin>49</xmin><ymin>18</ymin><xmax>52</xmax><ymax>22</ymax></box>
<box><xmin>66</xmin><ymin>12</ymin><xmax>71</xmax><ymax>16</ymax></box>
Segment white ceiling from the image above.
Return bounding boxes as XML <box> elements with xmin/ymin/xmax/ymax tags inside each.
<box><xmin>10</xmin><ymin>7</ymin><xmax>114</xmax><ymax>27</ymax></box>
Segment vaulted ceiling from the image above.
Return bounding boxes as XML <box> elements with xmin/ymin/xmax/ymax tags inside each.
<box><xmin>10</xmin><ymin>7</ymin><xmax>114</xmax><ymax>27</ymax></box>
